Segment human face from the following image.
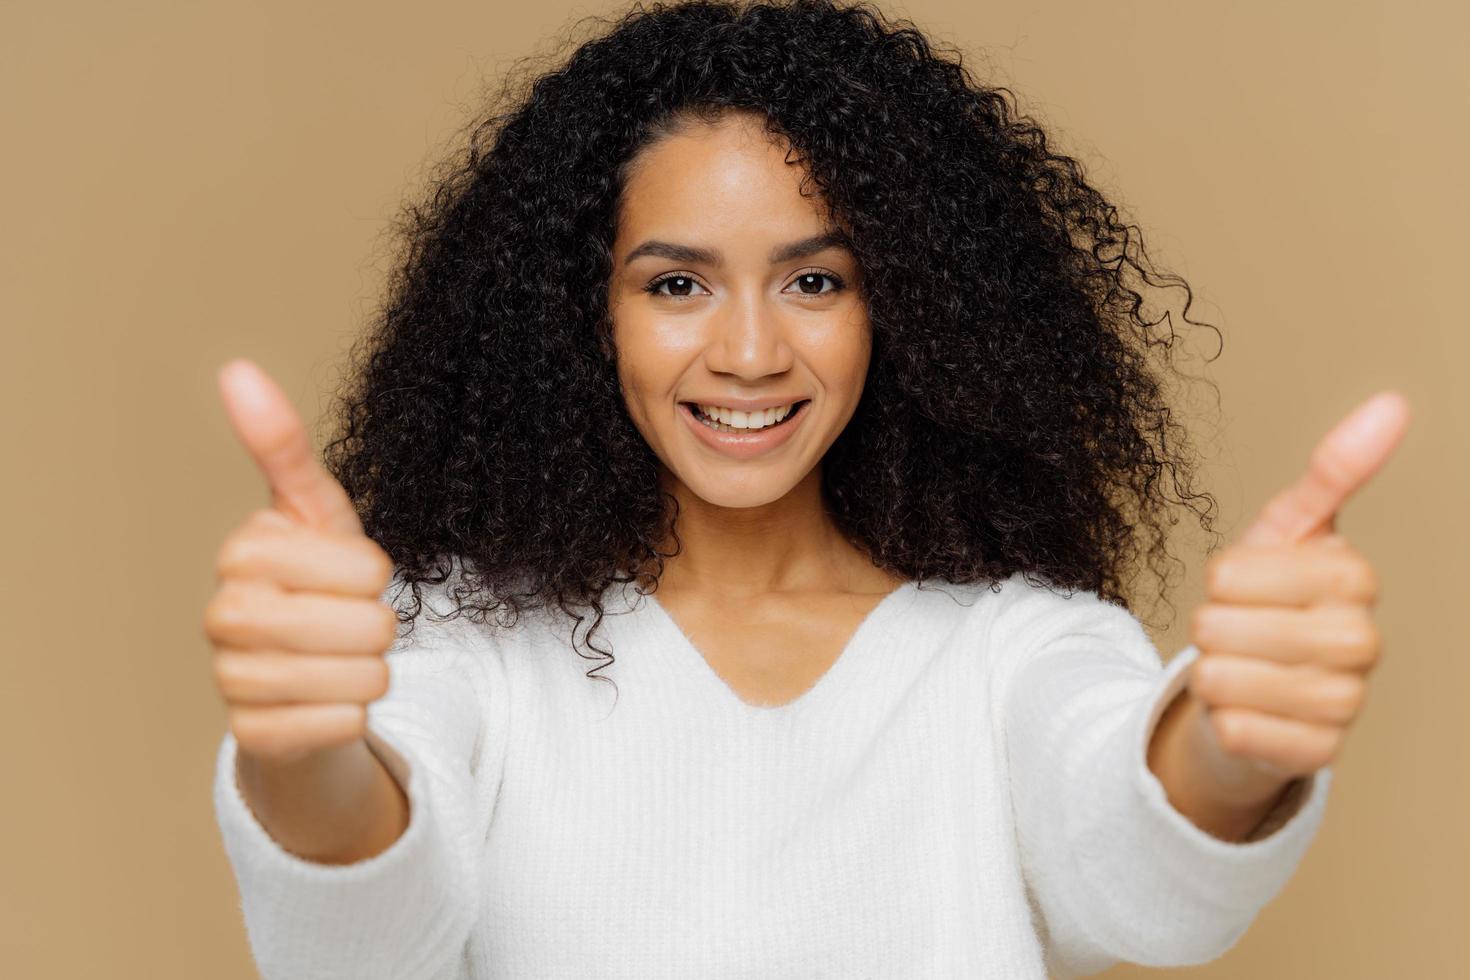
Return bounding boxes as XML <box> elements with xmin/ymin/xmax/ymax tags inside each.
<box><xmin>607</xmin><ymin>112</ymin><xmax>871</xmax><ymax>509</ymax></box>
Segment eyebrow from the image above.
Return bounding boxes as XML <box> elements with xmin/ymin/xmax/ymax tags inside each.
<box><xmin>622</xmin><ymin>230</ymin><xmax>853</xmax><ymax>268</ymax></box>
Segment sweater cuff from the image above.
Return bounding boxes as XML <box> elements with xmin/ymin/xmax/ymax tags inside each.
<box><xmin>212</xmin><ymin>717</ymin><xmax>469</xmax><ymax>979</ymax></box>
<box><xmin>1130</xmin><ymin>644</ymin><xmax>1333</xmax><ymax>913</ymax></box>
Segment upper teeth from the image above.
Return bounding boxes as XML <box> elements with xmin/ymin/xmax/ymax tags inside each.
<box><xmin>697</xmin><ymin>402</ymin><xmax>797</xmax><ymax>429</ymax></box>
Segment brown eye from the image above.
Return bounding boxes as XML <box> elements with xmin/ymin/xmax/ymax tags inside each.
<box><xmin>644</xmin><ymin>274</ymin><xmax>710</xmax><ymax>299</ymax></box>
<box><xmin>785</xmin><ymin>271</ymin><xmax>845</xmax><ymax>296</ymax></box>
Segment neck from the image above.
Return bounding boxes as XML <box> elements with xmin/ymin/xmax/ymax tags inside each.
<box><xmin>638</xmin><ymin>465</ymin><xmax>894</xmax><ymax>600</ymax></box>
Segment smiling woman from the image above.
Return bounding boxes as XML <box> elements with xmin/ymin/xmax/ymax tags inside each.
<box><xmin>205</xmin><ymin>2</ymin><xmax>1343</xmax><ymax>979</ymax></box>
<box><xmin>609</xmin><ymin>111</ymin><xmax>876</xmax><ymax>505</ymax></box>
<box><xmin>313</xmin><ymin>0</ymin><xmax>1226</xmax><ymax>666</ymax></box>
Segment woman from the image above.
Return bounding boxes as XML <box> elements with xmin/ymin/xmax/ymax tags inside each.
<box><xmin>205</xmin><ymin>1</ymin><xmax>1407</xmax><ymax>977</ymax></box>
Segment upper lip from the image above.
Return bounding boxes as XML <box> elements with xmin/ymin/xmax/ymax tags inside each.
<box><xmin>681</xmin><ymin>396</ymin><xmax>811</xmax><ymax>411</ymax></box>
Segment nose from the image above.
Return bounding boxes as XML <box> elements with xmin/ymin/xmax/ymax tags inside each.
<box><xmin>702</xmin><ymin>294</ymin><xmax>795</xmax><ymax>381</ymax></box>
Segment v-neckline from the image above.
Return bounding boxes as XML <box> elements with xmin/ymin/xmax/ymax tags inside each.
<box><xmin>640</xmin><ymin>580</ymin><xmax>916</xmax><ymax>719</ymax></box>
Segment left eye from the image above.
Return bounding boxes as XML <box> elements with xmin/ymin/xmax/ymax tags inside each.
<box><xmin>786</xmin><ymin>272</ymin><xmax>843</xmax><ymax>295</ymax></box>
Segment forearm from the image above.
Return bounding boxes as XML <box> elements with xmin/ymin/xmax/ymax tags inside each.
<box><xmin>235</xmin><ymin>737</ymin><xmax>410</xmax><ymax>865</ymax></box>
<box><xmin>1146</xmin><ymin>687</ymin><xmax>1298</xmax><ymax>843</ymax></box>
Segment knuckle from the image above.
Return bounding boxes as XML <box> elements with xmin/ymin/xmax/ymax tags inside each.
<box><xmin>250</xmin><ymin>658</ymin><xmax>289</xmax><ymax>701</ymax></box>
<box><xmin>212</xmin><ymin>653</ymin><xmax>253</xmax><ymax>698</ymax></box>
<box><xmin>1352</xmin><ymin>625</ymin><xmax>1381</xmax><ymax>668</ymax></box>
<box><xmin>229</xmin><ymin>708</ymin><xmax>279</xmax><ymax>754</ymax></box>
<box><xmin>363</xmin><ymin>542</ymin><xmax>395</xmax><ymax>592</ymax></box>
<box><xmin>203</xmin><ymin>586</ymin><xmax>251</xmax><ymax>640</ymax></box>
<box><xmin>375</xmin><ymin>604</ymin><xmax>400</xmax><ymax>650</ymax></box>
<box><xmin>366</xmin><ymin>658</ymin><xmax>392</xmax><ymax>700</ymax></box>
<box><xmin>1356</xmin><ymin>560</ymin><xmax>1380</xmax><ymax>604</ymax></box>
<box><xmin>1308</xmin><ymin>737</ymin><xmax>1342</xmax><ymax>771</ymax></box>
<box><xmin>1189</xmin><ymin>605</ymin><xmax>1219</xmax><ymax>647</ymax></box>
<box><xmin>1337</xmin><ymin>611</ymin><xmax>1381</xmax><ymax>667</ymax></box>
<box><xmin>1333</xmin><ymin>557</ymin><xmax>1378</xmax><ymax>602</ymax></box>
<box><xmin>1320</xmin><ymin>674</ymin><xmax>1366</xmax><ymax>723</ymax></box>
<box><xmin>341</xmin><ymin>703</ymin><xmax>369</xmax><ymax>737</ymax></box>
<box><xmin>215</xmin><ymin>531</ymin><xmax>262</xmax><ymax>579</ymax></box>
<box><xmin>1189</xmin><ymin>656</ymin><xmax>1222</xmax><ymax>700</ymax></box>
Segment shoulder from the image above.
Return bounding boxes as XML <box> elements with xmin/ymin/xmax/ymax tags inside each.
<box><xmin>912</xmin><ymin>570</ymin><xmax>1155</xmax><ymax>671</ymax></box>
<box><xmin>377</xmin><ymin>559</ymin><xmax>625</xmax><ymax>696</ymax></box>
<box><xmin>909</xmin><ymin>568</ymin><xmax>1112</xmax><ymax>622</ymax></box>
<box><xmin>982</xmin><ymin>569</ymin><xmax>1159</xmax><ymax>676</ymax></box>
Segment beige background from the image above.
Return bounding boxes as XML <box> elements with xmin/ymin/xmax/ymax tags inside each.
<box><xmin>2</xmin><ymin>1</ymin><xmax>1462</xmax><ymax>975</ymax></box>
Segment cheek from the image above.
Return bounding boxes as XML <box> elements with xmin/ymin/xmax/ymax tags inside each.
<box><xmin>813</xmin><ymin>322</ymin><xmax>872</xmax><ymax>393</ymax></box>
<box><xmin>614</xmin><ymin>321</ymin><xmax>698</xmax><ymax>395</ymax></box>
<box><xmin>849</xmin><ymin>334</ymin><xmax>873</xmax><ymax>380</ymax></box>
<box><xmin>614</xmin><ymin>362</ymin><xmax>652</xmax><ymax>428</ymax></box>
<box><xmin>612</xmin><ymin>342</ymin><xmax>673</xmax><ymax>434</ymax></box>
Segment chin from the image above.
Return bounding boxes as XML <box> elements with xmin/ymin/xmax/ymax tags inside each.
<box><xmin>677</xmin><ymin>469</ymin><xmax>799</xmax><ymax>509</ymax></box>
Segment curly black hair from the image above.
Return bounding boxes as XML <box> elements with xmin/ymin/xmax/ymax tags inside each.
<box><xmin>321</xmin><ymin>0</ymin><xmax>1225</xmax><ymax>689</ymax></box>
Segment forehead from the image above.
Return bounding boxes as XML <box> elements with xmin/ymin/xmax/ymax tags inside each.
<box><xmin>614</xmin><ymin>113</ymin><xmax>832</xmax><ymax>244</ymax></box>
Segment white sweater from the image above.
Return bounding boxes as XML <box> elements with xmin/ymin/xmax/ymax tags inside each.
<box><xmin>212</xmin><ymin>568</ymin><xmax>1331</xmax><ymax>979</ymax></box>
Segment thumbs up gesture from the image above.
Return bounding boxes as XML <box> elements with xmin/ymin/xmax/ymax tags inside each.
<box><xmin>1182</xmin><ymin>390</ymin><xmax>1411</xmax><ymax>798</ymax></box>
<box><xmin>203</xmin><ymin>359</ymin><xmax>400</xmax><ymax>765</ymax></box>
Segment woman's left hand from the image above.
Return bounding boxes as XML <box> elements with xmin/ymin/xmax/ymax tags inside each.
<box><xmin>1184</xmin><ymin>391</ymin><xmax>1411</xmax><ymax>793</ymax></box>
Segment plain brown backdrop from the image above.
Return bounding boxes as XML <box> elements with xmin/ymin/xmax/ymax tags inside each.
<box><xmin>2</xmin><ymin>1</ymin><xmax>1462</xmax><ymax>976</ymax></box>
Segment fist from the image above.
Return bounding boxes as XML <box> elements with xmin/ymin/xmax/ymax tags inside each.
<box><xmin>203</xmin><ymin>359</ymin><xmax>400</xmax><ymax>764</ymax></box>
<box><xmin>1188</xmin><ymin>533</ymin><xmax>1381</xmax><ymax>777</ymax></box>
<box><xmin>1182</xmin><ymin>390</ymin><xmax>1408</xmax><ymax>784</ymax></box>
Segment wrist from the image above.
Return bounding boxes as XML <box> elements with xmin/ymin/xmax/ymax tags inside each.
<box><xmin>1148</xmin><ymin>688</ymin><xmax>1296</xmax><ymax>841</ymax></box>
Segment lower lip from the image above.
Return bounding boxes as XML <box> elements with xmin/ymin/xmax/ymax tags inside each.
<box><xmin>679</xmin><ymin>401</ymin><xmax>810</xmax><ymax>459</ymax></box>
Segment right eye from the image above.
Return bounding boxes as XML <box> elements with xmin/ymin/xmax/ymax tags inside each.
<box><xmin>644</xmin><ymin>273</ymin><xmax>712</xmax><ymax>300</ymax></box>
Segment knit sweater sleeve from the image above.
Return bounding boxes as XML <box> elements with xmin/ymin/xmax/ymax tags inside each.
<box><xmin>211</xmin><ymin>577</ymin><xmax>508</xmax><ymax>980</ymax></box>
<box><xmin>989</xmin><ymin>575</ymin><xmax>1332</xmax><ymax>978</ymax></box>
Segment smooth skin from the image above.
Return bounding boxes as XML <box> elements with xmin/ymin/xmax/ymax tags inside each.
<box><xmin>204</xmin><ymin>359</ymin><xmax>409</xmax><ymax>864</ymax></box>
<box><xmin>607</xmin><ymin>110</ymin><xmax>906</xmax><ymax>705</ymax></box>
<box><xmin>1148</xmin><ymin>390</ymin><xmax>1411</xmax><ymax>841</ymax></box>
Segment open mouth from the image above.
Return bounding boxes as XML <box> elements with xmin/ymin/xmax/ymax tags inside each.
<box><xmin>680</xmin><ymin>399</ymin><xmax>811</xmax><ymax>434</ymax></box>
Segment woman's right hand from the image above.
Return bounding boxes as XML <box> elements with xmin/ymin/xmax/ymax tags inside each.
<box><xmin>204</xmin><ymin>358</ymin><xmax>399</xmax><ymax>766</ymax></box>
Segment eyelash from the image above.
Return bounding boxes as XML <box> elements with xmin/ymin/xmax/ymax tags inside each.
<box><xmin>642</xmin><ymin>268</ymin><xmax>846</xmax><ymax>299</ymax></box>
